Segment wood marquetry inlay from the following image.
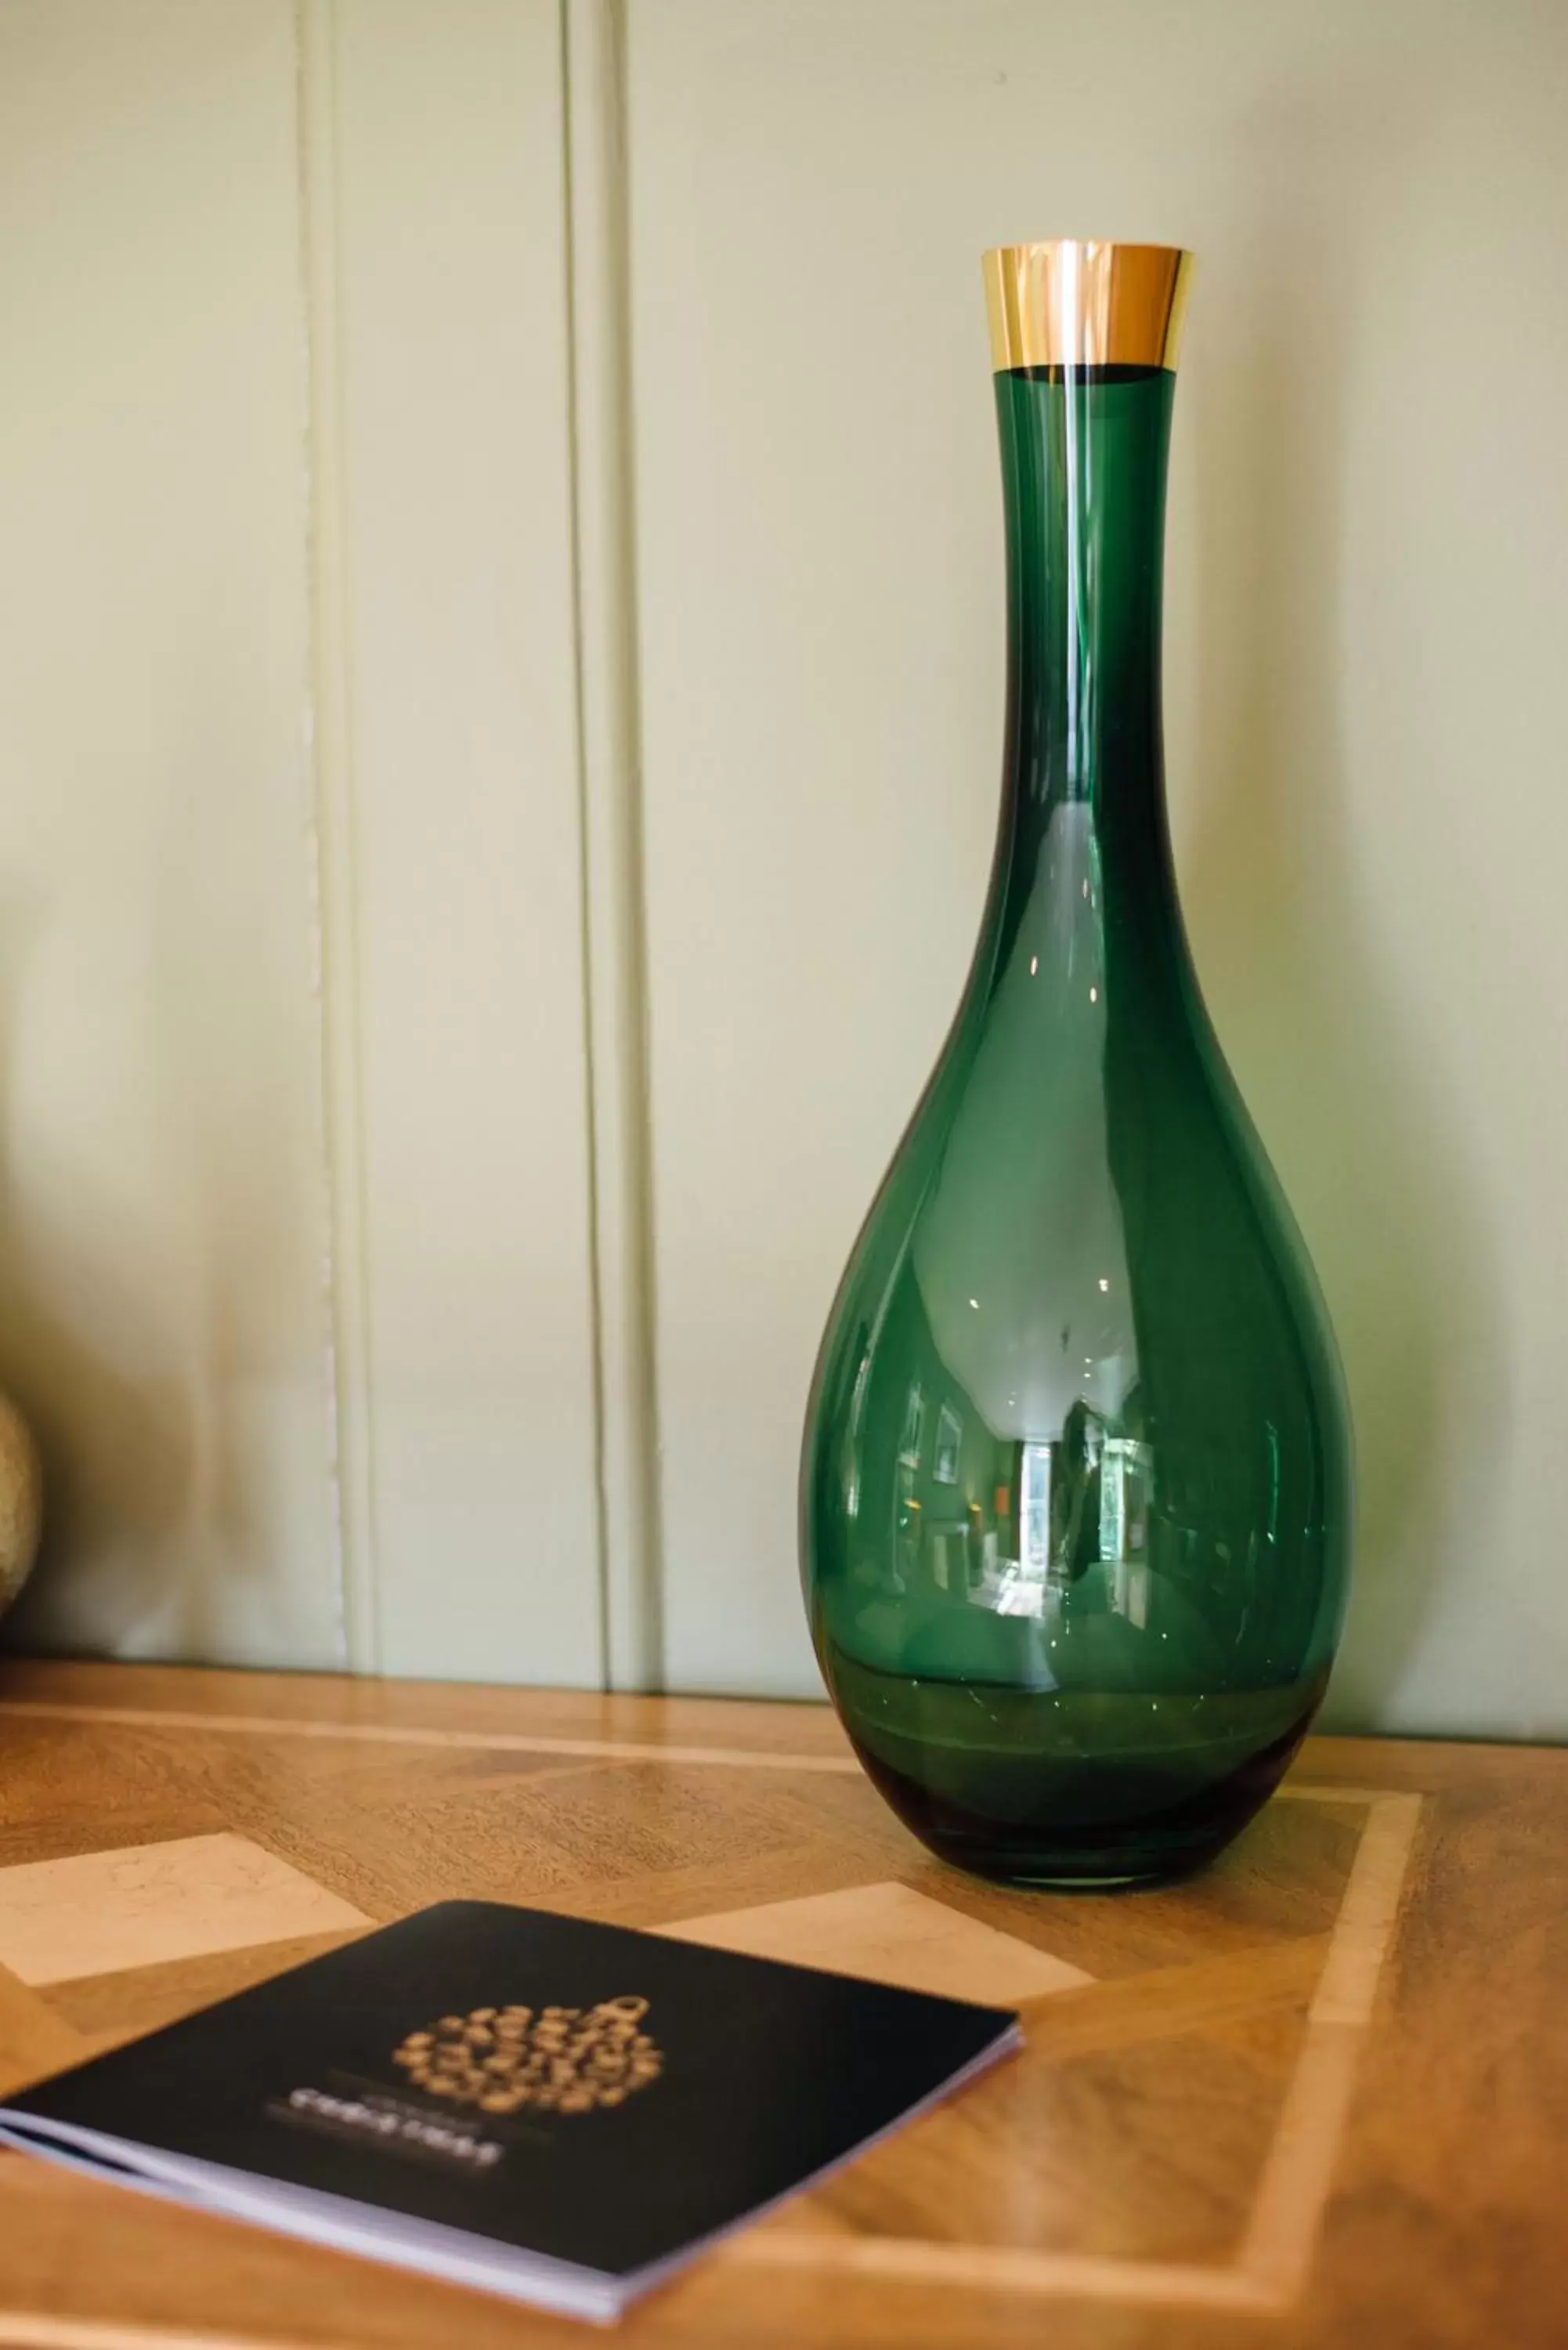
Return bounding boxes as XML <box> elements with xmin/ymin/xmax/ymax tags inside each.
<box><xmin>0</xmin><ymin>1835</ymin><xmax>370</xmax><ymax>1988</ymax></box>
<box><xmin>0</xmin><ymin>1658</ymin><xmax>1551</xmax><ymax>2350</ymax></box>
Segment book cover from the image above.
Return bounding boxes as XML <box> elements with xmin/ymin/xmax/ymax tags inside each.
<box><xmin>0</xmin><ymin>1898</ymin><xmax>1021</xmax><ymax>2321</ymax></box>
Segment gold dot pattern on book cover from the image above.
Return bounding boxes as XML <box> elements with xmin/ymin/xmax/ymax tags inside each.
<box><xmin>392</xmin><ymin>1995</ymin><xmax>664</xmax><ymax>2115</ymax></box>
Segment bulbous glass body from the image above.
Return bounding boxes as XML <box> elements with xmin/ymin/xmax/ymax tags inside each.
<box><xmin>800</xmin><ymin>275</ymin><xmax>1351</xmax><ymax>1888</ymax></box>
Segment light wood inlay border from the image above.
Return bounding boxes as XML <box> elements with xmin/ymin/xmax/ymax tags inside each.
<box><xmin>0</xmin><ymin>1701</ymin><xmax>863</xmax><ymax>1776</ymax></box>
<box><xmin>1237</xmin><ymin>1791</ymin><xmax>1422</xmax><ymax>2297</ymax></box>
<box><xmin>0</xmin><ymin>1700</ymin><xmax>1426</xmax><ymax>1799</ymax></box>
<box><xmin>731</xmin><ymin>1791</ymin><xmax>1422</xmax><ymax>2311</ymax></box>
<box><xmin>730</xmin><ymin>2237</ymin><xmax>1282</xmax><ymax>2312</ymax></box>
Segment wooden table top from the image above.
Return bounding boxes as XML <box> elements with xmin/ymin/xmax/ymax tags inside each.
<box><xmin>0</xmin><ymin>1659</ymin><xmax>1561</xmax><ymax>2350</ymax></box>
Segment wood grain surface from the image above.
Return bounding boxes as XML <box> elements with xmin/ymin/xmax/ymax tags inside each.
<box><xmin>0</xmin><ymin>1658</ymin><xmax>1561</xmax><ymax>2350</ymax></box>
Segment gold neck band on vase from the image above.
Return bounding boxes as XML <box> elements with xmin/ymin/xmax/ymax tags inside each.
<box><xmin>983</xmin><ymin>241</ymin><xmax>1193</xmax><ymax>374</ymax></box>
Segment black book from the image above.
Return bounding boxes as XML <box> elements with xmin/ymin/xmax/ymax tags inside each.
<box><xmin>0</xmin><ymin>1899</ymin><xmax>1020</xmax><ymax>2323</ymax></box>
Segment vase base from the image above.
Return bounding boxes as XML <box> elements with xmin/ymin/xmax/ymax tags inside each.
<box><xmin>913</xmin><ymin>1837</ymin><xmax>1227</xmax><ymax>1893</ymax></box>
<box><xmin>824</xmin><ymin>1653</ymin><xmax>1328</xmax><ymax>1893</ymax></box>
<box><xmin>855</xmin><ymin>1772</ymin><xmax>1240</xmax><ymax>1892</ymax></box>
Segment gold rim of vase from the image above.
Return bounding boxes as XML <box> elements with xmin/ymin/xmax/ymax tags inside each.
<box><xmin>982</xmin><ymin>241</ymin><xmax>1194</xmax><ymax>374</ymax></box>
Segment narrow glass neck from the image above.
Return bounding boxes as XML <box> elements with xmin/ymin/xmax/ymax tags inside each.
<box><xmin>995</xmin><ymin>363</ymin><xmax>1175</xmax><ymax>872</ymax></box>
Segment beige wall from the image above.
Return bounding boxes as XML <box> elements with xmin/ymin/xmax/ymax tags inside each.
<box><xmin>2</xmin><ymin>0</ymin><xmax>1566</xmax><ymax>1735</ymax></box>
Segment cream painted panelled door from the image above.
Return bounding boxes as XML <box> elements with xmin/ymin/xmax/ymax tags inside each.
<box><xmin>0</xmin><ymin>0</ymin><xmax>604</xmax><ymax>1684</ymax></box>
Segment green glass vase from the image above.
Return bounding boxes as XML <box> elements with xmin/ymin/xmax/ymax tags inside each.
<box><xmin>800</xmin><ymin>243</ymin><xmax>1351</xmax><ymax>1887</ymax></box>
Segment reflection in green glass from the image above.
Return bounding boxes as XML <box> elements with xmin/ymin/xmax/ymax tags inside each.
<box><xmin>799</xmin><ymin>363</ymin><xmax>1351</xmax><ymax>1886</ymax></box>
